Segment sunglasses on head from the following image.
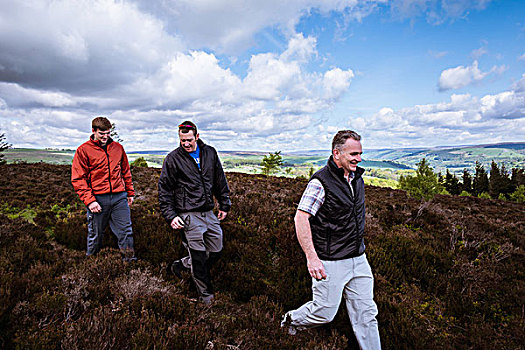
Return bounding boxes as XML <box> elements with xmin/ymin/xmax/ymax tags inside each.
<box><xmin>178</xmin><ymin>124</ymin><xmax>195</xmax><ymax>130</ymax></box>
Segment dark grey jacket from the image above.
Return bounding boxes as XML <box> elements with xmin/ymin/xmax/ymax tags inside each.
<box><xmin>309</xmin><ymin>156</ymin><xmax>366</xmax><ymax>260</ymax></box>
<box><xmin>158</xmin><ymin>139</ymin><xmax>231</xmax><ymax>223</ymax></box>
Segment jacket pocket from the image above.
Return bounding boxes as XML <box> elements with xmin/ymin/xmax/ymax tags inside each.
<box><xmin>175</xmin><ymin>187</ymin><xmax>186</xmax><ymax>209</ymax></box>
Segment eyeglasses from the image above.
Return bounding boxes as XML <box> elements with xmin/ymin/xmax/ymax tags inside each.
<box><xmin>178</xmin><ymin>124</ymin><xmax>195</xmax><ymax>129</ymax></box>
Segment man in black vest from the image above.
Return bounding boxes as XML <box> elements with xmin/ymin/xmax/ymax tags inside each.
<box><xmin>281</xmin><ymin>130</ymin><xmax>381</xmax><ymax>349</ymax></box>
<box><xmin>158</xmin><ymin>121</ymin><xmax>231</xmax><ymax>305</ymax></box>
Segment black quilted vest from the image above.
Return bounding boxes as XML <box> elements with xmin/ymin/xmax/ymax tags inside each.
<box><xmin>309</xmin><ymin>156</ymin><xmax>366</xmax><ymax>260</ymax></box>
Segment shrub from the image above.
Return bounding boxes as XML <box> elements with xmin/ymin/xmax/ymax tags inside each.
<box><xmin>510</xmin><ymin>185</ymin><xmax>525</xmax><ymax>203</ymax></box>
<box><xmin>478</xmin><ymin>192</ymin><xmax>491</xmax><ymax>199</ymax></box>
<box><xmin>131</xmin><ymin>156</ymin><xmax>148</xmax><ymax>167</ymax></box>
<box><xmin>399</xmin><ymin>158</ymin><xmax>442</xmax><ymax>200</ymax></box>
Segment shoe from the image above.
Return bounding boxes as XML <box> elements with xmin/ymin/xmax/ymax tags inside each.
<box><xmin>168</xmin><ymin>259</ymin><xmax>188</xmax><ymax>278</ymax></box>
<box><xmin>121</xmin><ymin>248</ymin><xmax>137</xmax><ymax>263</ymax></box>
<box><xmin>199</xmin><ymin>294</ymin><xmax>214</xmax><ymax>305</ymax></box>
<box><xmin>280</xmin><ymin>313</ymin><xmax>297</xmax><ymax>335</ymax></box>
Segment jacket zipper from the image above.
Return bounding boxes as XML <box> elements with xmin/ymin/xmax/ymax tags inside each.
<box><xmin>103</xmin><ymin>146</ymin><xmax>113</xmax><ymax>193</ymax></box>
<box><xmin>352</xmin><ymin>179</ymin><xmax>360</xmax><ymax>250</ymax></box>
<box><xmin>185</xmin><ymin>145</ymin><xmax>210</xmax><ymax>205</ymax></box>
<box><xmin>197</xmin><ymin>149</ymin><xmax>210</xmax><ymax>205</ymax></box>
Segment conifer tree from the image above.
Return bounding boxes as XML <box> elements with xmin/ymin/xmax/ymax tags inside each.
<box><xmin>511</xmin><ymin>168</ymin><xmax>525</xmax><ymax>192</ymax></box>
<box><xmin>110</xmin><ymin>123</ymin><xmax>123</xmax><ymax>143</ymax></box>
<box><xmin>261</xmin><ymin>151</ymin><xmax>283</xmax><ymax>175</ymax></box>
<box><xmin>399</xmin><ymin>158</ymin><xmax>442</xmax><ymax>200</ymax></box>
<box><xmin>473</xmin><ymin>161</ymin><xmax>489</xmax><ymax>196</ymax></box>
<box><xmin>462</xmin><ymin>168</ymin><xmax>472</xmax><ymax>194</ymax></box>
<box><xmin>444</xmin><ymin>169</ymin><xmax>461</xmax><ymax>195</ymax></box>
<box><xmin>489</xmin><ymin>161</ymin><xmax>512</xmax><ymax>199</ymax></box>
<box><xmin>0</xmin><ymin>132</ymin><xmax>11</xmax><ymax>165</ymax></box>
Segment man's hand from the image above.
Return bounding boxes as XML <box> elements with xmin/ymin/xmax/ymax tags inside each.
<box><xmin>307</xmin><ymin>256</ymin><xmax>327</xmax><ymax>281</ymax></box>
<box><xmin>127</xmin><ymin>197</ymin><xmax>134</xmax><ymax>206</ymax></box>
<box><xmin>88</xmin><ymin>201</ymin><xmax>102</xmax><ymax>213</ymax></box>
<box><xmin>217</xmin><ymin>210</ymin><xmax>228</xmax><ymax>221</ymax></box>
<box><xmin>170</xmin><ymin>216</ymin><xmax>185</xmax><ymax>230</ymax></box>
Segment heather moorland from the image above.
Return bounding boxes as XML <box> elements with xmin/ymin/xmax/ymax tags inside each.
<box><xmin>0</xmin><ymin>163</ymin><xmax>523</xmax><ymax>349</ymax></box>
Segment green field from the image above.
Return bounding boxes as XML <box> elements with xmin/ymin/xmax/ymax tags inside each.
<box><xmin>4</xmin><ymin>148</ymin><xmax>76</xmax><ymax>165</ymax></box>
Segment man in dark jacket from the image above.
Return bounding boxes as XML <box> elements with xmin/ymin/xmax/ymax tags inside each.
<box><xmin>281</xmin><ymin>130</ymin><xmax>380</xmax><ymax>349</ymax></box>
<box><xmin>71</xmin><ymin>116</ymin><xmax>136</xmax><ymax>261</ymax></box>
<box><xmin>158</xmin><ymin>121</ymin><xmax>231</xmax><ymax>304</ymax></box>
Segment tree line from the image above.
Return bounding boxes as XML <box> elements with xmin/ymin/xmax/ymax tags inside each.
<box><xmin>400</xmin><ymin>158</ymin><xmax>525</xmax><ymax>202</ymax></box>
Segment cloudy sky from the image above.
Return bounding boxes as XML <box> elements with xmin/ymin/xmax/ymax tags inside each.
<box><xmin>0</xmin><ymin>0</ymin><xmax>524</xmax><ymax>152</ymax></box>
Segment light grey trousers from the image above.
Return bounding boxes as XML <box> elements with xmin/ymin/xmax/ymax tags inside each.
<box><xmin>285</xmin><ymin>254</ymin><xmax>381</xmax><ymax>350</ymax></box>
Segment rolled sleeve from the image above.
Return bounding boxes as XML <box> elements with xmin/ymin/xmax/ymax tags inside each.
<box><xmin>297</xmin><ymin>179</ymin><xmax>325</xmax><ymax>216</ymax></box>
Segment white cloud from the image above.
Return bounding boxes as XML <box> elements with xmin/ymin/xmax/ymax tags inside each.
<box><xmin>0</xmin><ymin>31</ymin><xmax>355</xmax><ymax>150</ymax></box>
<box><xmin>0</xmin><ymin>0</ymin><xmax>515</xmax><ymax>152</ymax></box>
<box><xmin>471</xmin><ymin>46</ymin><xmax>487</xmax><ymax>60</ymax></box>
<box><xmin>0</xmin><ymin>83</ymin><xmax>76</xmax><ymax>108</ymax></box>
<box><xmin>513</xmin><ymin>74</ymin><xmax>525</xmax><ymax>93</ymax></box>
<box><xmin>131</xmin><ymin>0</ymin><xmax>385</xmax><ymax>53</ymax></box>
<box><xmin>438</xmin><ymin>60</ymin><xmax>505</xmax><ymax>91</ymax></box>
<box><xmin>353</xmin><ymin>78</ymin><xmax>525</xmax><ymax>148</ymax></box>
<box><xmin>125</xmin><ymin>0</ymin><xmax>494</xmax><ymax>53</ymax></box>
<box><xmin>0</xmin><ymin>0</ymin><xmax>183</xmax><ymax>92</ymax></box>
<box><xmin>323</xmin><ymin>68</ymin><xmax>355</xmax><ymax>100</ymax></box>
<box><xmin>390</xmin><ymin>0</ymin><xmax>492</xmax><ymax>24</ymax></box>
<box><xmin>280</xmin><ymin>33</ymin><xmax>317</xmax><ymax>63</ymax></box>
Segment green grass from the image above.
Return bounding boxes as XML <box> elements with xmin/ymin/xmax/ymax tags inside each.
<box><xmin>4</xmin><ymin>148</ymin><xmax>75</xmax><ymax>164</ymax></box>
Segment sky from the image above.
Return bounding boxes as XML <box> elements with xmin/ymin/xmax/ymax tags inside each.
<box><xmin>0</xmin><ymin>0</ymin><xmax>524</xmax><ymax>152</ymax></box>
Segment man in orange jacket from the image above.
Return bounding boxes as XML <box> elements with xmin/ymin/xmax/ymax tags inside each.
<box><xmin>71</xmin><ymin>117</ymin><xmax>136</xmax><ymax>261</ymax></box>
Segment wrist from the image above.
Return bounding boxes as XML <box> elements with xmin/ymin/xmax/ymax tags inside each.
<box><xmin>306</xmin><ymin>253</ymin><xmax>319</xmax><ymax>262</ymax></box>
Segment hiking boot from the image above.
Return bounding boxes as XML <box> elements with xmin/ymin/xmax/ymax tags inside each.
<box><xmin>121</xmin><ymin>248</ymin><xmax>137</xmax><ymax>263</ymax></box>
<box><xmin>280</xmin><ymin>313</ymin><xmax>297</xmax><ymax>335</ymax></box>
<box><xmin>199</xmin><ymin>294</ymin><xmax>214</xmax><ymax>305</ymax></box>
<box><xmin>168</xmin><ymin>259</ymin><xmax>188</xmax><ymax>278</ymax></box>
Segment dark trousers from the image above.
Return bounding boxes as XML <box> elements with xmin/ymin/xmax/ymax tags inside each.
<box><xmin>180</xmin><ymin>210</ymin><xmax>223</xmax><ymax>297</ymax></box>
<box><xmin>86</xmin><ymin>191</ymin><xmax>135</xmax><ymax>261</ymax></box>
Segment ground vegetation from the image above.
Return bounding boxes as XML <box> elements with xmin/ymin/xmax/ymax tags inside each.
<box><xmin>0</xmin><ymin>163</ymin><xmax>523</xmax><ymax>349</ymax></box>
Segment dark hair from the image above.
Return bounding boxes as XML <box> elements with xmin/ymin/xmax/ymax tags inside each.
<box><xmin>178</xmin><ymin>121</ymin><xmax>197</xmax><ymax>136</ymax></box>
<box><xmin>92</xmin><ymin>117</ymin><xmax>112</xmax><ymax>131</ymax></box>
<box><xmin>332</xmin><ymin>130</ymin><xmax>361</xmax><ymax>151</ymax></box>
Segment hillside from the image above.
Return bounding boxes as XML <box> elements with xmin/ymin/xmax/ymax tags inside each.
<box><xmin>0</xmin><ymin>163</ymin><xmax>524</xmax><ymax>349</ymax></box>
<box><xmin>365</xmin><ymin>142</ymin><xmax>525</xmax><ymax>174</ymax></box>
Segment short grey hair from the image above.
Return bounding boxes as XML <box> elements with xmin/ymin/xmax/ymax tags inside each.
<box><xmin>332</xmin><ymin>130</ymin><xmax>361</xmax><ymax>151</ymax></box>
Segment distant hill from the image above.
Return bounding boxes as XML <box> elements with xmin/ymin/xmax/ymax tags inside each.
<box><xmin>4</xmin><ymin>142</ymin><xmax>524</xmax><ymax>173</ymax></box>
<box><xmin>364</xmin><ymin>142</ymin><xmax>525</xmax><ymax>173</ymax></box>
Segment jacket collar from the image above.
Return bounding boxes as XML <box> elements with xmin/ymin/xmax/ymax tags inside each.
<box><xmin>174</xmin><ymin>139</ymin><xmax>208</xmax><ymax>157</ymax></box>
<box><xmin>176</xmin><ymin>138</ymin><xmax>206</xmax><ymax>154</ymax></box>
<box><xmin>89</xmin><ymin>134</ymin><xmax>113</xmax><ymax>147</ymax></box>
